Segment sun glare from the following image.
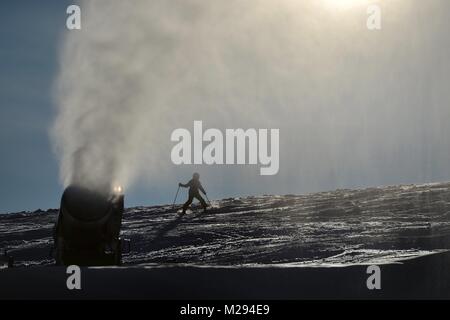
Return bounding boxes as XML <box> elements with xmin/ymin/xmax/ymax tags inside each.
<box><xmin>322</xmin><ymin>0</ymin><xmax>374</xmax><ymax>11</ymax></box>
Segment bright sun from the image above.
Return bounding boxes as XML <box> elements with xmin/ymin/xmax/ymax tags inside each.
<box><xmin>323</xmin><ymin>0</ymin><xmax>374</xmax><ymax>10</ymax></box>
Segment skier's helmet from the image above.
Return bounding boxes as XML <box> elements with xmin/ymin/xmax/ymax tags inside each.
<box><xmin>193</xmin><ymin>172</ymin><xmax>200</xmax><ymax>180</ymax></box>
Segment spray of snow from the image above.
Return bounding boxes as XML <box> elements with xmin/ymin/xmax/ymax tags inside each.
<box><xmin>52</xmin><ymin>0</ymin><xmax>450</xmax><ymax>197</ymax></box>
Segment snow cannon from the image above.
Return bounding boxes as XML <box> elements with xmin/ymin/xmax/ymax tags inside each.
<box><xmin>53</xmin><ymin>185</ymin><xmax>125</xmax><ymax>266</ymax></box>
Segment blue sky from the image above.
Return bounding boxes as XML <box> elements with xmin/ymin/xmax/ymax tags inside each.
<box><xmin>0</xmin><ymin>1</ymin><xmax>73</xmax><ymax>212</ymax></box>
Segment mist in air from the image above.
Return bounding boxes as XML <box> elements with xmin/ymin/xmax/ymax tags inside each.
<box><xmin>52</xmin><ymin>0</ymin><xmax>450</xmax><ymax>201</ymax></box>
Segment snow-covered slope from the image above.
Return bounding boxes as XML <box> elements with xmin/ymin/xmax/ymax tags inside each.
<box><xmin>2</xmin><ymin>182</ymin><xmax>450</xmax><ymax>268</ymax></box>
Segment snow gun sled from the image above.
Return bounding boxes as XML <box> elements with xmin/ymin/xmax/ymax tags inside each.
<box><xmin>53</xmin><ymin>185</ymin><xmax>128</xmax><ymax>266</ymax></box>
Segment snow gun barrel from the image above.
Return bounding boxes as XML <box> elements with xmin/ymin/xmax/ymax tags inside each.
<box><xmin>53</xmin><ymin>185</ymin><xmax>125</xmax><ymax>266</ymax></box>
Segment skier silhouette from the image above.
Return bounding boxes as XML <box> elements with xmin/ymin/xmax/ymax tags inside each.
<box><xmin>179</xmin><ymin>172</ymin><xmax>208</xmax><ymax>214</ymax></box>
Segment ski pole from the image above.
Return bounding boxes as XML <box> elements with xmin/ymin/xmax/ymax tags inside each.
<box><xmin>205</xmin><ymin>193</ymin><xmax>212</xmax><ymax>207</ymax></box>
<box><xmin>172</xmin><ymin>186</ymin><xmax>180</xmax><ymax>209</ymax></box>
